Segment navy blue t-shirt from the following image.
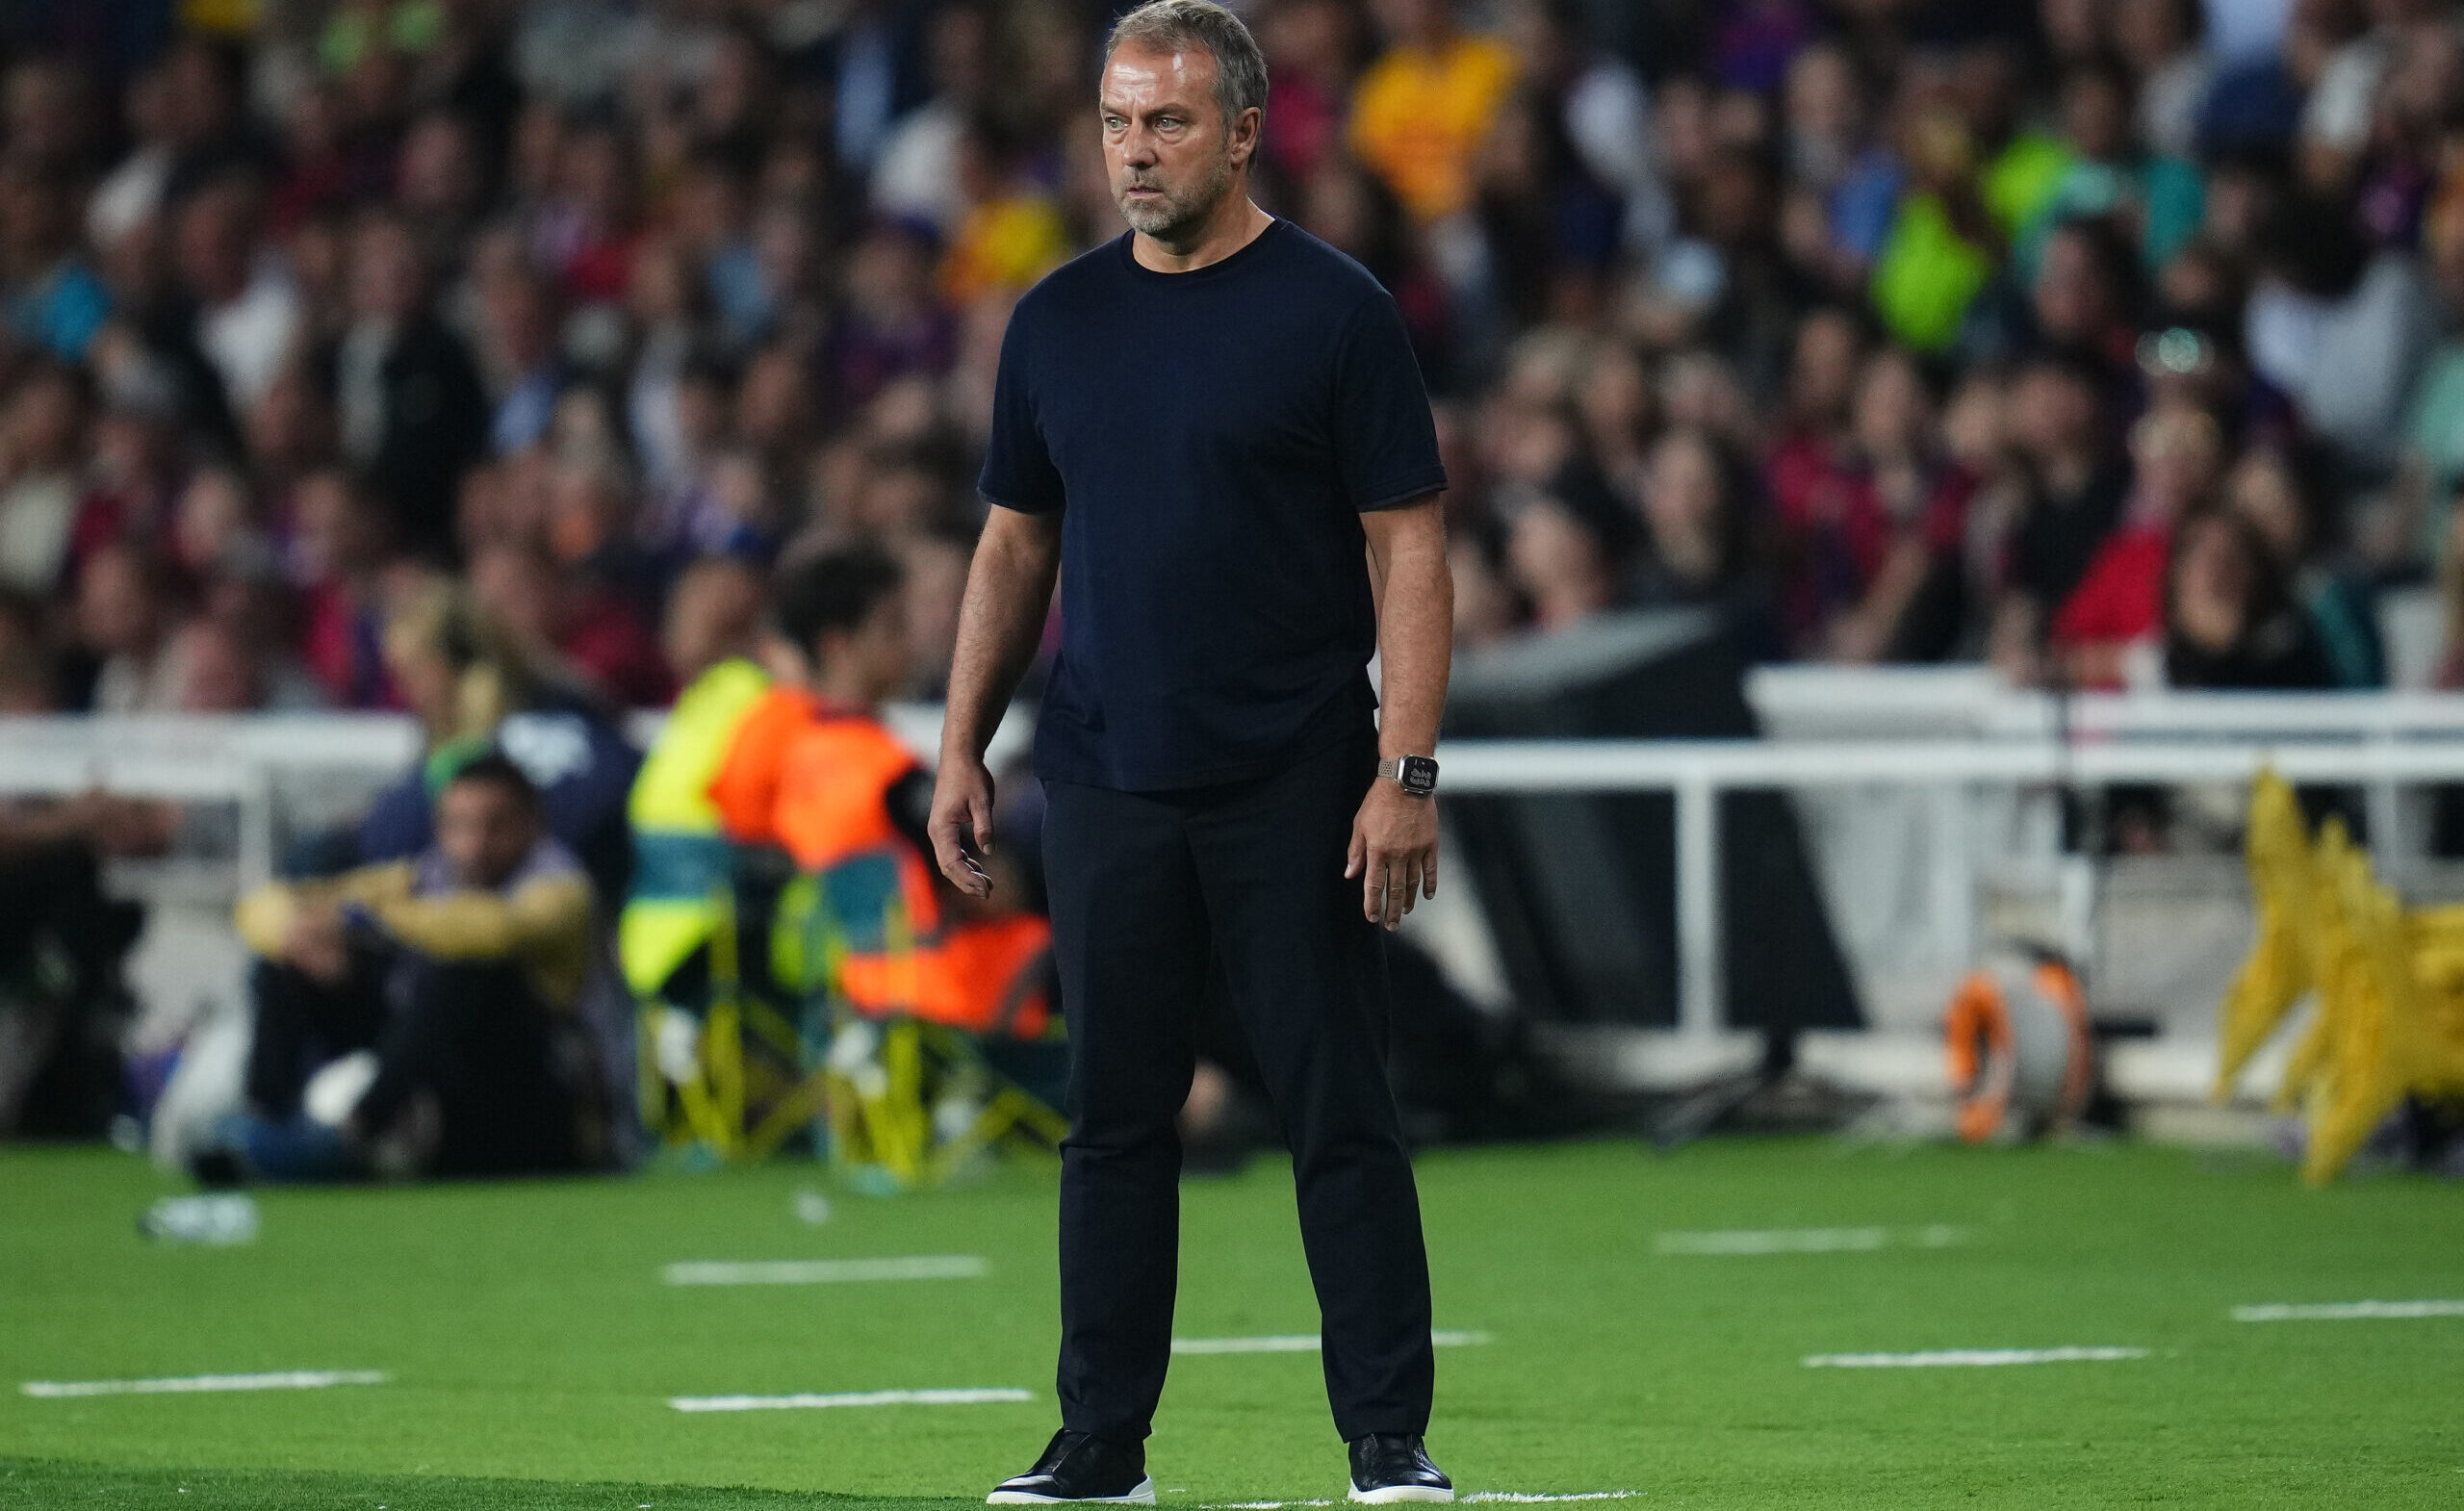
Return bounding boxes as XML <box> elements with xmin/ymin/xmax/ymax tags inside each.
<box><xmin>978</xmin><ymin>219</ymin><xmax>1446</xmax><ymax>791</ymax></box>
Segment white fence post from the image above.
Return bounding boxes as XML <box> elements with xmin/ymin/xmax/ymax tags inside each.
<box><xmin>1674</xmin><ymin>772</ymin><xmax>1720</xmax><ymax>1039</ymax></box>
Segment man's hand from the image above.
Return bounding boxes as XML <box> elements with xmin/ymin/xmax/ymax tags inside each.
<box><xmin>283</xmin><ymin>900</ymin><xmax>351</xmax><ymax>985</ymax></box>
<box><xmin>929</xmin><ymin>756</ymin><xmax>998</xmax><ymax>898</ymax></box>
<box><xmin>1345</xmin><ymin>781</ymin><xmax>1438</xmax><ymax>931</ymax></box>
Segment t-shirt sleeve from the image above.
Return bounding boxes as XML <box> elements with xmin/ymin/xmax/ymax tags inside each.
<box><xmin>1331</xmin><ymin>291</ymin><xmax>1449</xmax><ymax>512</ymax></box>
<box><xmin>977</xmin><ymin>302</ymin><xmax>1065</xmax><ymax>515</ymax></box>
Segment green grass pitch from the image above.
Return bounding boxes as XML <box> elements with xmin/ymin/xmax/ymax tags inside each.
<box><xmin>4</xmin><ymin>1137</ymin><xmax>2462</xmax><ymax>1508</ymax></box>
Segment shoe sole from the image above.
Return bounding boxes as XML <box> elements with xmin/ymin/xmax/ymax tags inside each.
<box><xmin>989</xmin><ymin>1476</ymin><xmax>1157</xmax><ymax>1505</ymax></box>
<box><xmin>1348</xmin><ymin>1488</ymin><xmax>1454</xmax><ymax>1504</ymax></box>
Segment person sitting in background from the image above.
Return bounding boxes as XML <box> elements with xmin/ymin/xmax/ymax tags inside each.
<box><xmin>1504</xmin><ymin>490</ymin><xmax>1623</xmax><ymax>631</ymax></box>
<box><xmin>1448</xmin><ymin>515</ymin><xmax>1523</xmax><ymax>649</ymax></box>
<box><xmin>2018</xmin><ymin>58</ymin><xmax>2205</xmax><ymax>284</ymax></box>
<box><xmin>2428</xmin><ymin>499</ymin><xmax>2464</xmax><ymax>692</ymax></box>
<box><xmin>351</xmin><ymin>584</ymin><xmax>641</xmax><ymax>905</ymax></box>
<box><xmin>1988</xmin><ymin>351</ymin><xmax>2132</xmax><ymax>685</ymax></box>
<box><xmin>290</xmin><ymin>467</ymin><xmax>409</xmax><ymax>709</ymax></box>
<box><xmin>170</xmin><ymin>614</ymin><xmax>296</xmax><ymax>712</ymax></box>
<box><xmin>707</xmin><ymin>545</ymin><xmax>1053</xmax><ymax>1043</ymax></box>
<box><xmin>1625</xmin><ymin>425</ymin><xmax>1782</xmax><ymax>658</ymax></box>
<box><xmin>1869</xmin><ymin>42</ymin><xmax>2072</xmax><ymax>354</ymax></box>
<box><xmin>211</xmin><ymin>754</ymin><xmax>601</xmax><ymax>1182</ymax></box>
<box><xmin>2047</xmin><ymin>399</ymin><xmax>2223</xmax><ymax>688</ymax></box>
<box><xmin>469</xmin><ymin>534</ymin><xmax>672</xmax><ymax>712</ymax></box>
<box><xmin>2245</xmin><ymin>192</ymin><xmax>2435</xmax><ymax>475</ymax></box>
<box><xmin>0</xmin><ymin>588</ymin><xmax>55</xmax><ymax>710</ymax></box>
<box><xmin>2025</xmin><ymin>215</ymin><xmax>2147</xmax><ymax>379</ymax></box>
<box><xmin>2225</xmin><ymin>443</ymin><xmax>2383</xmax><ymax>687</ymax></box>
<box><xmin>0</xmin><ymin>360</ymin><xmax>91</xmax><ymax>596</ymax></box>
<box><xmin>1774</xmin><ymin>344</ymin><xmax>1974</xmax><ymax>662</ymax></box>
<box><xmin>1763</xmin><ymin>306</ymin><xmax>1865</xmax><ymax>528</ymax></box>
<box><xmin>327</xmin><ymin>209</ymin><xmax>489</xmax><ymax>562</ymax></box>
<box><xmin>2164</xmin><ymin>509</ymin><xmax>2335</xmax><ymax>690</ymax></box>
<box><xmin>73</xmin><ymin>541</ymin><xmax>187</xmax><ymax>712</ymax></box>
<box><xmin>830</xmin><ymin>219</ymin><xmax>959</xmax><ymax>415</ymax></box>
<box><xmin>2079</xmin><ymin>509</ymin><xmax>2336</xmax><ymax>853</ymax></box>
<box><xmin>0</xmin><ymin>787</ymin><xmax>158</xmax><ymax>1137</ymax></box>
<box><xmin>620</xmin><ymin>555</ymin><xmax>772</xmax><ymax>1007</ymax></box>
<box><xmin>937</xmin><ymin>115</ymin><xmax>1070</xmax><ymax>307</ymax></box>
<box><xmin>1348</xmin><ymin>0</ymin><xmax>1519</xmax><ymax>223</ymax></box>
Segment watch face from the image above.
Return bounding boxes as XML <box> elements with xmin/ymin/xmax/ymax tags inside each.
<box><xmin>1399</xmin><ymin>755</ymin><xmax>1439</xmax><ymax>793</ymax></box>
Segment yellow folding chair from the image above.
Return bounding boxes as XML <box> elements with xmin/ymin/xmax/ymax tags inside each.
<box><xmin>640</xmin><ymin>847</ymin><xmax>1065</xmax><ymax>1182</ymax></box>
<box><xmin>772</xmin><ymin>860</ymin><xmax>1065</xmax><ymax>1191</ymax></box>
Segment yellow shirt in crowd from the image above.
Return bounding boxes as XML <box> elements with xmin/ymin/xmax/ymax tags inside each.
<box><xmin>1348</xmin><ymin>33</ymin><xmax>1519</xmax><ymax>221</ymax></box>
<box><xmin>941</xmin><ymin>194</ymin><xmax>1072</xmax><ymax>306</ymax></box>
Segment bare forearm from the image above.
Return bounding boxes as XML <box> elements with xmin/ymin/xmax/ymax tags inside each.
<box><xmin>941</xmin><ymin>512</ymin><xmax>1061</xmax><ymax>765</ymax></box>
<box><xmin>1366</xmin><ymin>504</ymin><xmax>1452</xmax><ymax>758</ymax></box>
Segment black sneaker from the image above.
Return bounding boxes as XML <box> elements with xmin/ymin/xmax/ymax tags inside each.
<box><xmin>1347</xmin><ymin>1434</ymin><xmax>1453</xmax><ymax>1504</ymax></box>
<box><xmin>988</xmin><ymin>1428</ymin><xmax>1155</xmax><ymax>1505</ymax></box>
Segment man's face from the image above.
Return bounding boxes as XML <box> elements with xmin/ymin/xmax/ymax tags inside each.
<box><xmin>436</xmin><ymin>778</ymin><xmax>541</xmax><ymax>890</ymax></box>
<box><xmin>1099</xmin><ymin>42</ymin><xmax>1248</xmax><ymax>238</ymax></box>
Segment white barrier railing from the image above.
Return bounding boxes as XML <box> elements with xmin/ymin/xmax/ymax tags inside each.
<box><xmin>9</xmin><ymin>696</ymin><xmax>2464</xmax><ymax>1051</ymax></box>
<box><xmin>1440</xmin><ymin>734</ymin><xmax>2464</xmax><ymax>1040</ymax></box>
<box><xmin>0</xmin><ymin>705</ymin><xmax>1034</xmax><ymax>892</ymax></box>
<box><xmin>1749</xmin><ymin>666</ymin><xmax>2464</xmax><ymax>736</ymax></box>
<box><xmin>0</xmin><ymin>714</ymin><xmax>420</xmax><ymax>887</ymax></box>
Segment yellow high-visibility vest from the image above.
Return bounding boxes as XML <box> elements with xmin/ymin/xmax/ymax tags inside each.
<box><xmin>618</xmin><ymin>657</ymin><xmax>770</xmax><ymax>998</ymax></box>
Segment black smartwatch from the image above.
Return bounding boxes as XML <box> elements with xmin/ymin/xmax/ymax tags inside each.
<box><xmin>1376</xmin><ymin>755</ymin><xmax>1439</xmax><ymax>798</ymax></box>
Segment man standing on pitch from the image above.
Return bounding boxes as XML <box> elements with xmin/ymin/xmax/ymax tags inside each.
<box><xmin>928</xmin><ymin>2</ymin><xmax>1454</xmax><ymax>1503</ymax></box>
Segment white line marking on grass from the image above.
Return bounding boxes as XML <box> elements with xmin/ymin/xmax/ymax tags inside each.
<box><xmin>668</xmin><ymin>1387</ymin><xmax>1032</xmax><ymax>1413</ymax></box>
<box><xmin>1656</xmin><ymin>1225</ymin><xmax>1966</xmax><ymax>1255</ymax></box>
<box><xmin>1171</xmin><ymin>1335</ymin><xmax>1318</xmax><ymax>1355</ymax></box>
<box><xmin>2233</xmin><ymin>1299</ymin><xmax>2464</xmax><ymax>1321</ymax></box>
<box><xmin>1804</xmin><ymin>1346</ymin><xmax>2145</xmax><ymax>1369</ymax></box>
<box><xmin>1204</xmin><ymin>1495</ymin><xmax>1640</xmax><ymax>1508</ymax></box>
<box><xmin>661</xmin><ymin>1255</ymin><xmax>988</xmax><ymax>1286</ymax></box>
<box><xmin>21</xmin><ymin>1370</ymin><xmax>388</xmax><ymax>1398</ymax></box>
<box><xmin>1170</xmin><ymin>1330</ymin><xmax>1491</xmax><ymax>1355</ymax></box>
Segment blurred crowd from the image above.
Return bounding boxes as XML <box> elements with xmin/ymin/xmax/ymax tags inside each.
<box><xmin>4</xmin><ymin>0</ymin><xmax>2464</xmax><ymax>724</ymax></box>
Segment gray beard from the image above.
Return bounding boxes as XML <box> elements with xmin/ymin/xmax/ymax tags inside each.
<box><xmin>1117</xmin><ymin>149</ymin><xmax>1234</xmax><ymax>239</ymax></box>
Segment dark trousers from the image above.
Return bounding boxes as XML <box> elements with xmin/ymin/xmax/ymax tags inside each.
<box><xmin>244</xmin><ymin>954</ymin><xmax>389</xmax><ymax>1118</ymax></box>
<box><xmin>245</xmin><ymin>956</ymin><xmax>576</xmax><ymax>1177</ymax></box>
<box><xmin>1040</xmin><ymin>726</ymin><xmax>1435</xmax><ymax>1445</ymax></box>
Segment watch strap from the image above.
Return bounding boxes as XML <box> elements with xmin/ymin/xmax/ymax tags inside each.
<box><xmin>1377</xmin><ymin>756</ymin><xmax>1438</xmax><ymax>795</ymax></box>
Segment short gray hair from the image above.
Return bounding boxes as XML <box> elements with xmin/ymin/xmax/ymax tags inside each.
<box><xmin>1103</xmin><ymin>0</ymin><xmax>1269</xmax><ymax>130</ymax></box>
